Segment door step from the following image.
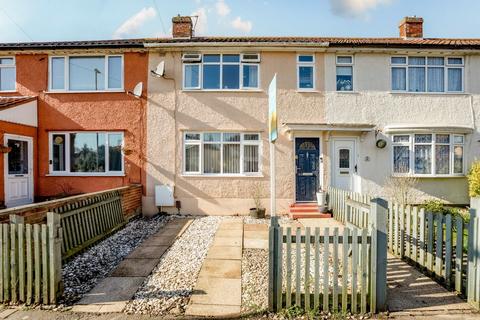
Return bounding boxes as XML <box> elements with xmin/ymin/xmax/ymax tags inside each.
<box><xmin>289</xmin><ymin>203</ymin><xmax>331</xmax><ymax>219</ymax></box>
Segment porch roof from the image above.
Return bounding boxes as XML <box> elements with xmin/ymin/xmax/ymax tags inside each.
<box><xmin>384</xmin><ymin>124</ymin><xmax>474</xmax><ymax>134</ymax></box>
<box><xmin>282</xmin><ymin>122</ymin><xmax>375</xmax><ymax>134</ymax></box>
<box><xmin>0</xmin><ymin>96</ymin><xmax>37</xmax><ymax>127</ymax></box>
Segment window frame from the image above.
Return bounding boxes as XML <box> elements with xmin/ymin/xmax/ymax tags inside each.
<box><xmin>48</xmin><ymin>131</ymin><xmax>125</xmax><ymax>176</ymax></box>
<box><xmin>48</xmin><ymin>55</ymin><xmax>124</xmax><ymax>93</ymax></box>
<box><xmin>297</xmin><ymin>54</ymin><xmax>316</xmax><ymax>91</ymax></box>
<box><xmin>0</xmin><ymin>56</ymin><xmax>16</xmax><ymax>92</ymax></box>
<box><xmin>335</xmin><ymin>55</ymin><xmax>354</xmax><ymax>92</ymax></box>
<box><xmin>391</xmin><ymin>132</ymin><xmax>465</xmax><ymax>177</ymax></box>
<box><xmin>182</xmin><ymin>53</ymin><xmax>260</xmax><ymax>91</ymax></box>
<box><xmin>183</xmin><ymin>132</ymin><xmax>262</xmax><ymax>176</ymax></box>
<box><xmin>390</xmin><ymin>56</ymin><xmax>464</xmax><ymax>93</ymax></box>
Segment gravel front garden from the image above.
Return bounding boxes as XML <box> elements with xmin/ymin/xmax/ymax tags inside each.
<box><xmin>61</xmin><ymin>215</ymin><xmax>172</xmax><ymax>306</ymax></box>
<box><xmin>124</xmin><ymin>216</ymin><xmax>223</xmax><ymax>316</ymax></box>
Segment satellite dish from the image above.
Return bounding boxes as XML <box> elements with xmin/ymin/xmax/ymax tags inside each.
<box><xmin>151</xmin><ymin>61</ymin><xmax>165</xmax><ymax>77</ymax></box>
<box><xmin>131</xmin><ymin>82</ymin><xmax>143</xmax><ymax>98</ymax></box>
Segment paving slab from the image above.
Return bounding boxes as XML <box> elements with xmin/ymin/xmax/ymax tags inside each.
<box><xmin>212</xmin><ymin>236</ymin><xmax>242</xmax><ymax>247</ymax></box>
<box><xmin>110</xmin><ymin>258</ymin><xmax>160</xmax><ymax>277</ymax></box>
<box><xmin>243</xmin><ymin>223</ymin><xmax>268</xmax><ymax>231</ymax></box>
<box><xmin>186</xmin><ymin>219</ymin><xmax>244</xmax><ymax>317</ymax></box>
<box><xmin>75</xmin><ymin>277</ymin><xmax>145</xmax><ymax>306</ymax></box>
<box><xmin>215</xmin><ymin>228</ymin><xmax>243</xmax><ymax>238</ymax></box>
<box><xmin>190</xmin><ymin>277</ymin><xmax>242</xmax><ymax>306</ymax></box>
<box><xmin>206</xmin><ymin>245</ymin><xmax>242</xmax><ymax>260</ymax></box>
<box><xmin>185</xmin><ymin>303</ymin><xmax>241</xmax><ymax>317</ymax></box>
<box><xmin>200</xmin><ymin>259</ymin><xmax>241</xmax><ymax>279</ymax></box>
<box><xmin>126</xmin><ymin>245</ymin><xmax>169</xmax><ymax>259</ymax></box>
<box><xmin>147</xmin><ymin>234</ymin><xmax>177</xmax><ymax>246</ymax></box>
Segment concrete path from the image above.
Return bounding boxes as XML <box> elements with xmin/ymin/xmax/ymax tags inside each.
<box><xmin>387</xmin><ymin>254</ymin><xmax>472</xmax><ymax>316</ymax></box>
<box><xmin>72</xmin><ymin>218</ymin><xmax>192</xmax><ymax>313</ymax></box>
<box><xmin>185</xmin><ymin>220</ymin><xmax>243</xmax><ymax>317</ymax></box>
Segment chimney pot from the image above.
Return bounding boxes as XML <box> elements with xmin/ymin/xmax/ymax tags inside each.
<box><xmin>399</xmin><ymin>16</ymin><xmax>423</xmax><ymax>38</ymax></box>
<box><xmin>172</xmin><ymin>15</ymin><xmax>193</xmax><ymax>38</ymax></box>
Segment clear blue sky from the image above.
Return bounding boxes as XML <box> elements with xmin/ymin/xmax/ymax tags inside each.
<box><xmin>0</xmin><ymin>0</ymin><xmax>479</xmax><ymax>42</ymax></box>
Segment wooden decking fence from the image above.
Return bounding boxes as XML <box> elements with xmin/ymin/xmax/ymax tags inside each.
<box><xmin>0</xmin><ymin>186</ymin><xmax>139</xmax><ymax>305</ymax></box>
<box><xmin>327</xmin><ymin>186</ymin><xmax>480</xmax><ymax>310</ymax></box>
<box><xmin>268</xmin><ymin>198</ymin><xmax>387</xmax><ymax>314</ymax></box>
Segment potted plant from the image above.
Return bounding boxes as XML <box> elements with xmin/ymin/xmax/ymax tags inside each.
<box><xmin>316</xmin><ymin>188</ymin><xmax>328</xmax><ymax>213</ymax></box>
<box><xmin>250</xmin><ymin>182</ymin><xmax>266</xmax><ymax>218</ymax></box>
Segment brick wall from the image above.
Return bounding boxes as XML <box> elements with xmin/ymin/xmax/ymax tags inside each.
<box><xmin>0</xmin><ymin>185</ymin><xmax>142</xmax><ymax>224</ymax></box>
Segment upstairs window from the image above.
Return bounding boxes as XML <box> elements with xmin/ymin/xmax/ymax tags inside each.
<box><xmin>391</xmin><ymin>56</ymin><xmax>463</xmax><ymax>93</ymax></box>
<box><xmin>297</xmin><ymin>54</ymin><xmax>315</xmax><ymax>90</ymax></box>
<box><xmin>0</xmin><ymin>57</ymin><xmax>16</xmax><ymax>91</ymax></box>
<box><xmin>336</xmin><ymin>56</ymin><xmax>353</xmax><ymax>91</ymax></box>
<box><xmin>49</xmin><ymin>55</ymin><xmax>123</xmax><ymax>92</ymax></box>
<box><xmin>392</xmin><ymin>133</ymin><xmax>464</xmax><ymax>176</ymax></box>
<box><xmin>183</xmin><ymin>53</ymin><xmax>260</xmax><ymax>90</ymax></box>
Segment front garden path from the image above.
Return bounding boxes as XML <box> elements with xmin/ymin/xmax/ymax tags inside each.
<box><xmin>185</xmin><ymin>219</ymin><xmax>243</xmax><ymax>317</ymax></box>
<box><xmin>72</xmin><ymin>218</ymin><xmax>192</xmax><ymax>313</ymax></box>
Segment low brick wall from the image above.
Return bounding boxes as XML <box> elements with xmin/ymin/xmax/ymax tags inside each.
<box><xmin>0</xmin><ymin>184</ymin><xmax>142</xmax><ymax>224</ymax></box>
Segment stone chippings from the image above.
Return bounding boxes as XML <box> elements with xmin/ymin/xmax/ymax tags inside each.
<box><xmin>60</xmin><ymin>215</ymin><xmax>172</xmax><ymax>305</ymax></box>
<box><xmin>241</xmin><ymin>248</ymin><xmax>269</xmax><ymax>313</ymax></box>
<box><xmin>124</xmin><ymin>216</ymin><xmax>223</xmax><ymax>316</ymax></box>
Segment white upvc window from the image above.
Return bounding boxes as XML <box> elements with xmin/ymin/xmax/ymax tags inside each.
<box><xmin>336</xmin><ymin>55</ymin><xmax>354</xmax><ymax>91</ymax></box>
<box><xmin>49</xmin><ymin>131</ymin><xmax>124</xmax><ymax>175</ymax></box>
<box><xmin>48</xmin><ymin>55</ymin><xmax>124</xmax><ymax>92</ymax></box>
<box><xmin>182</xmin><ymin>53</ymin><xmax>260</xmax><ymax>90</ymax></box>
<box><xmin>391</xmin><ymin>56</ymin><xmax>464</xmax><ymax>93</ymax></box>
<box><xmin>297</xmin><ymin>54</ymin><xmax>315</xmax><ymax>90</ymax></box>
<box><xmin>0</xmin><ymin>57</ymin><xmax>16</xmax><ymax>91</ymax></box>
<box><xmin>392</xmin><ymin>133</ymin><xmax>464</xmax><ymax>177</ymax></box>
<box><xmin>183</xmin><ymin>132</ymin><xmax>261</xmax><ymax>176</ymax></box>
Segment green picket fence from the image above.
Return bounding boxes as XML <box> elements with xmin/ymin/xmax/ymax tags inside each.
<box><xmin>387</xmin><ymin>204</ymin><xmax>468</xmax><ymax>294</ymax></box>
<box><xmin>327</xmin><ymin>186</ymin><xmax>480</xmax><ymax>310</ymax></box>
<box><xmin>268</xmin><ymin>199</ymin><xmax>387</xmax><ymax>314</ymax></box>
<box><xmin>0</xmin><ymin>212</ymin><xmax>62</xmax><ymax>305</ymax></box>
<box><xmin>327</xmin><ymin>186</ymin><xmax>373</xmax><ymax>227</ymax></box>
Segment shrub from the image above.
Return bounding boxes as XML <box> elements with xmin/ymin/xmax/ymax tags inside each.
<box><xmin>422</xmin><ymin>199</ymin><xmax>469</xmax><ymax>223</ymax></box>
<box><xmin>468</xmin><ymin>161</ymin><xmax>480</xmax><ymax>197</ymax></box>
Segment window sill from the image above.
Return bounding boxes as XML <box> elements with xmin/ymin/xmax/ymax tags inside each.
<box><xmin>0</xmin><ymin>90</ymin><xmax>17</xmax><ymax>93</ymax></box>
<box><xmin>181</xmin><ymin>89</ymin><xmax>263</xmax><ymax>93</ymax></box>
<box><xmin>389</xmin><ymin>91</ymin><xmax>468</xmax><ymax>96</ymax></box>
<box><xmin>297</xmin><ymin>89</ymin><xmax>319</xmax><ymax>93</ymax></box>
<box><xmin>391</xmin><ymin>174</ymin><xmax>465</xmax><ymax>179</ymax></box>
<box><xmin>335</xmin><ymin>91</ymin><xmax>358</xmax><ymax>94</ymax></box>
<box><xmin>43</xmin><ymin>90</ymin><xmax>125</xmax><ymax>94</ymax></box>
<box><xmin>181</xmin><ymin>174</ymin><xmax>264</xmax><ymax>178</ymax></box>
<box><xmin>46</xmin><ymin>173</ymin><xmax>126</xmax><ymax>177</ymax></box>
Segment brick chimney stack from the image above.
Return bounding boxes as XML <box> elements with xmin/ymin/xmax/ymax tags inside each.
<box><xmin>172</xmin><ymin>15</ymin><xmax>193</xmax><ymax>38</ymax></box>
<box><xmin>399</xmin><ymin>16</ymin><xmax>423</xmax><ymax>38</ymax></box>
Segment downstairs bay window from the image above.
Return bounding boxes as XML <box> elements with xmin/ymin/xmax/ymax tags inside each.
<box><xmin>49</xmin><ymin>132</ymin><xmax>124</xmax><ymax>175</ymax></box>
<box><xmin>392</xmin><ymin>133</ymin><xmax>464</xmax><ymax>176</ymax></box>
<box><xmin>184</xmin><ymin>132</ymin><xmax>261</xmax><ymax>175</ymax></box>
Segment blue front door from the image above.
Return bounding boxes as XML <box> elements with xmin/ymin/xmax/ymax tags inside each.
<box><xmin>295</xmin><ymin>138</ymin><xmax>320</xmax><ymax>202</ymax></box>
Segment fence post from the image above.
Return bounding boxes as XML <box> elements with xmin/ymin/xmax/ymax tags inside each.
<box><xmin>47</xmin><ymin>212</ymin><xmax>63</xmax><ymax>304</ymax></box>
<box><xmin>9</xmin><ymin>215</ymin><xmax>24</xmax><ymax>225</ymax></box>
<box><xmin>268</xmin><ymin>216</ymin><xmax>280</xmax><ymax>311</ymax></box>
<box><xmin>467</xmin><ymin>198</ymin><xmax>480</xmax><ymax>309</ymax></box>
<box><xmin>369</xmin><ymin>198</ymin><xmax>388</xmax><ymax>312</ymax></box>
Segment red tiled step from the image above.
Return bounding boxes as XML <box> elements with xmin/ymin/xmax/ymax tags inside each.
<box><xmin>289</xmin><ymin>203</ymin><xmax>318</xmax><ymax>208</ymax></box>
<box><xmin>290</xmin><ymin>212</ymin><xmax>332</xmax><ymax>219</ymax></box>
<box><xmin>290</xmin><ymin>207</ymin><xmax>319</xmax><ymax>213</ymax></box>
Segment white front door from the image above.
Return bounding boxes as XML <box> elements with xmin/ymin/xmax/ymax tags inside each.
<box><xmin>4</xmin><ymin>135</ymin><xmax>33</xmax><ymax>207</ymax></box>
<box><xmin>332</xmin><ymin>138</ymin><xmax>356</xmax><ymax>191</ymax></box>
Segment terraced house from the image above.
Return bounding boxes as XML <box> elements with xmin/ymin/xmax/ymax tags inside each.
<box><xmin>142</xmin><ymin>16</ymin><xmax>480</xmax><ymax>216</ymax></box>
<box><xmin>0</xmin><ymin>39</ymin><xmax>148</xmax><ymax>208</ymax></box>
<box><xmin>1</xmin><ymin>15</ymin><xmax>479</xmax><ymax>217</ymax></box>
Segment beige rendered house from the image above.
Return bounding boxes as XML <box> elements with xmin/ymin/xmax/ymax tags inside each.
<box><xmin>142</xmin><ymin>16</ymin><xmax>479</xmax><ymax>216</ymax></box>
